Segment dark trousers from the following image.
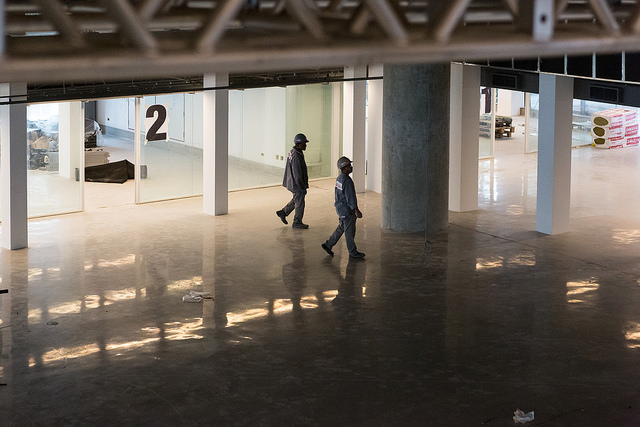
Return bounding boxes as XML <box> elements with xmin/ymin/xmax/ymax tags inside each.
<box><xmin>325</xmin><ymin>214</ymin><xmax>357</xmax><ymax>255</ymax></box>
<box><xmin>282</xmin><ymin>191</ymin><xmax>305</xmax><ymax>223</ymax></box>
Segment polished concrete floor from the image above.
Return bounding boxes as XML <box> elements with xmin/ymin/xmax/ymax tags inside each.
<box><xmin>3</xmin><ymin>142</ymin><xmax>640</xmax><ymax>425</ymax></box>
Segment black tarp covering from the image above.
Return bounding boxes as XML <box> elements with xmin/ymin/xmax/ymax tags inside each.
<box><xmin>85</xmin><ymin>160</ymin><xmax>135</xmax><ymax>183</ymax></box>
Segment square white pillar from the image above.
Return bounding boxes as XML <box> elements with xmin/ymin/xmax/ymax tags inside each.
<box><xmin>536</xmin><ymin>73</ymin><xmax>573</xmax><ymax>235</ymax></box>
<box><xmin>343</xmin><ymin>65</ymin><xmax>367</xmax><ymax>193</ymax></box>
<box><xmin>366</xmin><ymin>64</ymin><xmax>383</xmax><ymax>194</ymax></box>
<box><xmin>203</xmin><ymin>73</ymin><xmax>229</xmax><ymax>216</ymax></box>
<box><xmin>1</xmin><ymin>83</ymin><xmax>28</xmax><ymax>250</ymax></box>
<box><xmin>449</xmin><ymin>64</ymin><xmax>481</xmax><ymax>212</ymax></box>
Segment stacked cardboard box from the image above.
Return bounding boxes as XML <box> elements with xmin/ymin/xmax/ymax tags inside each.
<box><xmin>591</xmin><ymin>108</ymin><xmax>639</xmax><ymax>149</ymax></box>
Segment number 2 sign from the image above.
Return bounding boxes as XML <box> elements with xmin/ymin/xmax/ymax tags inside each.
<box><xmin>145</xmin><ymin>104</ymin><xmax>168</xmax><ymax>144</ymax></box>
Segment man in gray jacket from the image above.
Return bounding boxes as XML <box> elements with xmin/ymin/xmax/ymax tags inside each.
<box><xmin>321</xmin><ymin>156</ymin><xmax>365</xmax><ymax>259</ymax></box>
<box><xmin>276</xmin><ymin>133</ymin><xmax>310</xmax><ymax>229</ymax></box>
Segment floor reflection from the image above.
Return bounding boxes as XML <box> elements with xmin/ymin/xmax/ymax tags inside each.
<box><xmin>3</xmin><ymin>152</ymin><xmax>640</xmax><ymax>424</ymax></box>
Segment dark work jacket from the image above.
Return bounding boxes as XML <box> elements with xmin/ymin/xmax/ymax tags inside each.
<box><xmin>334</xmin><ymin>172</ymin><xmax>358</xmax><ymax>218</ymax></box>
<box><xmin>282</xmin><ymin>147</ymin><xmax>308</xmax><ymax>193</ymax></box>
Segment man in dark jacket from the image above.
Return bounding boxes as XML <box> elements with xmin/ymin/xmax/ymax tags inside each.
<box><xmin>276</xmin><ymin>133</ymin><xmax>310</xmax><ymax>229</ymax></box>
<box><xmin>321</xmin><ymin>156</ymin><xmax>365</xmax><ymax>259</ymax></box>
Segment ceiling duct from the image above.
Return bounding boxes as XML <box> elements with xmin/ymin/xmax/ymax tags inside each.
<box><xmin>491</xmin><ymin>73</ymin><xmax>519</xmax><ymax>90</ymax></box>
<box><xmin>589</xmin><ymin>85</ymin><xmax>621</xmax><ymax>103</ymax></box>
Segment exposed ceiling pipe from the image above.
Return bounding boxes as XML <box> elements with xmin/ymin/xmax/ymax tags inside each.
<box><xmin>588</xmin><ymin>0</ymin><xmax>621</xmax><ymax>35</ymax></box>
<box><xmin>628</xmin><ymin>3</ymin><xmax>640</xmax><ymax>33</ymax></box>
<box><xmin>284</xmin><ymin>0</ymin><xmax>327</xmax><ymax>40</ymax></box>
<box><xmin>328</xmin><ymin>0</ymin><xmax>347</xmax><ymax>14</ymax></box>
<box><xmin>502</xmin><ymin>0</ymin><xmax>518</xmax><ymax>17</ymax></box>
<box><xmin>101</xmin><ymin>0</ymin><xmax>159</xmax><ymax>52</ymax></box>
<box><xmin>32</xmin><ymin>0</ymin><xmax>87</xmax><ymax>48</ymax></box>
<box><xmin>556</xmin><ymin>0</ymin><xmax>571</xmax><ymax>18</ymax></box>
<box><xmin>364</xmin><ymin>0</ymin><xmax>409</xmax><ymax>45</ymax></box>
<box><xmin>138</xmin><ymin>0</ymin><xmax>167</xmax><ymax>22</ymax></box>
<box><xmin>433</xmin><ymin>0</ymin><xmax>473</xmax><ymax>42</ymax></box>
<box><xmin>350</xmin><ymin>7</ymin><xmax>371</xmax><ymax>35</ymax></box>
<box><xmin>4</xmin><ymin>13</ymin><xmax>208</xmax><ymax>34</ymax></box>
<box><xmin>1</xmin><ymin>0</ymin><xmax>639</xmax><ymax>84</ymax></box>
<box><xmin>196</xmin><ymin>0</ymin><xmax>246</xmax><ymax>52</ymax></box>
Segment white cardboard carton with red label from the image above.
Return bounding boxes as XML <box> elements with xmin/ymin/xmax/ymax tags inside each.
<box><xmin>592</xmin><ymin>108</ymin><xmax>639</xmax><ymax>149</ymax></box>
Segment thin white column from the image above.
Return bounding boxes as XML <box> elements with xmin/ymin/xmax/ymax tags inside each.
<box><xmin>449</xmin><ymin>63</ymin><xmax>481</xmax><ymax>212</ymax></box>
<box><xmin>134</xmin><ymin>97</ymin><xmax>142</xmax><ymax>203</ymax></box>
<box><xmin>536</xmin><ymin>73</ymin><xmax>573</xmax><ymax>235</ymax></box>
<box><xmin>366</xmin><ymin>64</ymin><xmax>383</xmax><ymax>194</ymax></box>
<box><xmin>203</xmin><ymin>73</ymin><xmax>229</xmax><ymax>216</ymax></box>
<box><xmin>343</xmin><ymin>65</ymin><xmax>367</xmax><ymax>192</ymax></box>
<box><xmin>1</xmin><ymin>83</ymin><xmax>28</xmax><ymax>250</ymax></box>
<box><xmin>331</xmin><ymin>83</ymin><xmax>341</xmax><ymax>174</ymax></box>
<box><xmin>58</xmin><ymin>102</ymin><xmax>84</xmax><ymax>179</ymax></box>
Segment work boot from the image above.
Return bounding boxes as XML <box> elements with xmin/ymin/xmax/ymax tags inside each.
<box><xmin>321</xmin><ymin>243</ymin><xmax>334</xmax><ymax>257</ymax></box>
<box><xmin>292</xmin><ymin>221</ymin><xmax>309</xmax><ymax>229</ymax></box>
<box><xmin>349</xmin><ymin>252</ymin><xmax>365</xmax><ymax>259</ymax></box>
<box><xmin>276</xmin><ymin>210</ymin><xmax>288</xmax><ymax>225</ymax></box>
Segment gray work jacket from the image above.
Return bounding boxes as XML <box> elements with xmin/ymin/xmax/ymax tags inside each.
<box><xmin>282</xmin><ymin>147</ymin><xmax>308</xmax><ymax>193</ymax></box>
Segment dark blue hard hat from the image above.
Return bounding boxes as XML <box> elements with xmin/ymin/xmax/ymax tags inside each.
<box><xmin>337</xmin><ymin>156</ymin><xmax>352</xmax><ymax>169</ymax></box>
<box><xmin>294</xmin><ymin>133</ymin><xmax>309</xmax><ymax>144</ymax></box>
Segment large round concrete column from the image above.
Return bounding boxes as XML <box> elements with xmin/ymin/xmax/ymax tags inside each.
<box><xmin>382</xmin><ymin>63</ymin><xmax>450</xmax><ymax>235</ymax></box>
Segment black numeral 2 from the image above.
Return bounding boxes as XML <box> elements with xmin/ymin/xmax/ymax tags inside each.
<box><xmin>146</xmin><ymin>104</ymin><xmax>167</xmax><ymax>141</ymax></box>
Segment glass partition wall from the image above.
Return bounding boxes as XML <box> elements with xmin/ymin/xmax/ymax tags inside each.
<box><xmin>138</xmin><ymin>93</ymin><xmax>203</xmax><ymax>203</ymax></box>
<box><xmin>228</xmin><ymin>83</ymin><xmax>336</xmax><ymax>190</ymax></box>
<box><xmin>479</xmin><ymin>87</ymin><xmax>496</xmax><ymax>158</ymax></box>
<box><xmin>27</xmin><ymin>102</ymin><xmax>84</xmax><ymax>217</ymax></box>
<box><xmin>17</xmin><ymin>82</ymin><xmax>338</xmax><ymax>219</ymax></box>
<box><xmin>525</xmin><ymin>93</ymin><xmax>539</xmax><ymax>153</ymax></box>
<box><xmin>571</xmin><ymin>99</ymin><xmax>633</xmax><ymax>147</ymax></box>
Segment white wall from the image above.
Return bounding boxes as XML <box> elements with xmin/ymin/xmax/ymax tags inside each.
<box><xmin>97</xmin><ymin>98</ymin><xmax>130</xmax><ymax>131</ymax></box>
<box><xmin>512</xmin><ymin>91</ymin><xmax>525</xmax><ymax>116</ymax></box>
<box><xmin>242</xmin><ymin>88</ymin><xmax>287</xmax><ymax>168</ymax></box>
<box><xmin>228</xmin><ymin>88</ymin><xmax>287</xmax><ymax>167</ymax></box>
<box><xmin>96</xmin><ymin>84</ymin><xmax>335</xmax><ymax>175</ymax></box>
<box><xmin>496</xmin><ymin>90</ymin><xmax>512</xmax><ymax>116</ymax></box>
<box><xmin>496</xmin><ymin>89</ymin><xmax>525</xmax><ymax>117</ymax></box>
<box><xmin>229</xmin><ymin>90</ymin><xmax>243</xmax><ymax>158</ymax></box>
<box><xmin>98</xmin><ymin>94</ymin><xmax>204</xmax><ymax>149</ymax></box>
<box><xmin>154</xmin><ymin>94</ymin><xmax>185</xmax><ymax>143</ymax></box>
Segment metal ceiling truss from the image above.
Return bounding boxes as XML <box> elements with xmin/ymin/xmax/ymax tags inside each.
<box><xmin>2</xmin><ymin>0</ymin><xmax>640</xmax><ymax>84</ymax></box>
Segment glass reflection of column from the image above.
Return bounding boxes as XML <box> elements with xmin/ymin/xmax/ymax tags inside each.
<box><xmin>135</xmin><ymin>97</ymin><xmax>142</xmax><ymax>203</ymax></box>
<box><xmin>0</xmin><ymin>275</ymin><xmax>10</xmax><ymax>390</ymax></box>
<box><xmin>479</xmin><ymin>87</ymin><xmax>495</xmax><ymax>159</ymax></box>
<box><xmin>378</xmin><ymin>231</ymin><xmax>447</xmax><ymax>371</ymax></box>
<box><xmin>281</xmin><ymin>232</ymin><xmax>307</xmax><ymax>325</ymax></box>
<box><xmin>526</xmin><ymin>93</ymin><xmax>539</xmax><ymax>153</ymax></box>
<box><xmin>2</xmin><ymin>249</ymin><xmax>29</xmax><ymax>398</ymax></box>
<box><xmin>202</xmin><ymin>220</ymin><xmax>229</xmax><ymax>330</ymax></box>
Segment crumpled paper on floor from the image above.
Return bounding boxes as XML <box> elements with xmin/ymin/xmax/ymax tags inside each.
<box><xmin>513</xmin><ymin>409</ymin><xmax>534</xmax><ymax>423</ymax></box>
<box><xmin>182</xmin><ymin>290</ymin><xmax>213</xmax><ymax>303</ymax></box>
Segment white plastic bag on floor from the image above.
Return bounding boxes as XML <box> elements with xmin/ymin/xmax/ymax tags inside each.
<box><xmin>513</xmin><ymin>409</ymin><xmax>534</xmax><ymax>423</ymax></box>
<box><xmin>182</xmin><ymin>290</ymin><xmax>213</xmax><ymax>303</ymax></box>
